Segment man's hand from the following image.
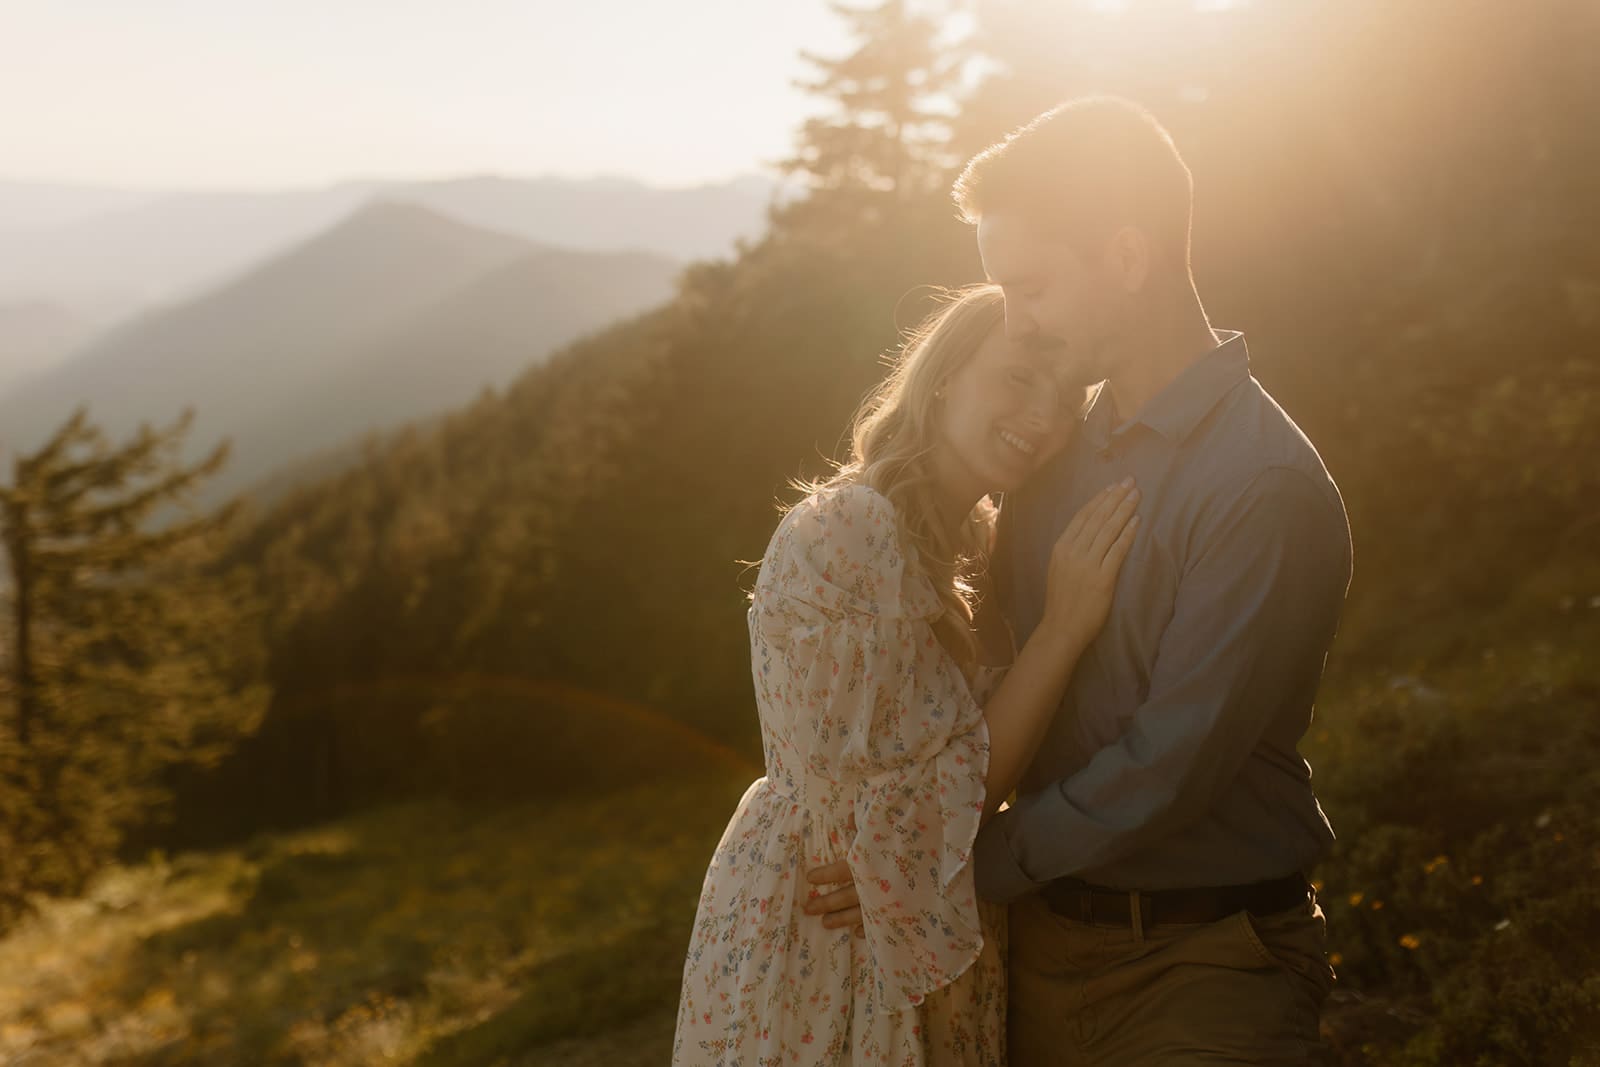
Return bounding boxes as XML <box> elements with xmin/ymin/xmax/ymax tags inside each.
<box><xmin>803</xmin><ymin>860</ymin><xmax>865</xmax><ymax>938</ymax></box>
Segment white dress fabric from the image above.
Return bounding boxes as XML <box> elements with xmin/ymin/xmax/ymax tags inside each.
<box><xmin>673</xmin><ymin>482</ymin><xmax>1008</xmax><ymax>1066</ymax></box>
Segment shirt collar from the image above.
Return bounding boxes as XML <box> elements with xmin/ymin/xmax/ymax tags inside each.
<box><xmin>1083</xmin><ymin>329</ymin><xmax>1249</xmax><ymax>448</ymax></box>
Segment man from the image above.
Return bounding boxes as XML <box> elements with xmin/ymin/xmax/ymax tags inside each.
<box><xmin>807</xmin><ymin>96</ymin><xmax>1352</xmax><ymax>1063</ymax></box>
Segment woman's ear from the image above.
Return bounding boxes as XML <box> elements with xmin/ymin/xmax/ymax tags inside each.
<box><xmin>1105</xmin><ymin>225</ymin><xmax>1151</xmax><ymax>294</ymax></box>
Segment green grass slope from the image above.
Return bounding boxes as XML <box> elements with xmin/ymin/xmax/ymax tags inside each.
<box><xmin>0</xmin><ymin>774</ymin><xmax>755</xmax><ymax>1065</ymax></box>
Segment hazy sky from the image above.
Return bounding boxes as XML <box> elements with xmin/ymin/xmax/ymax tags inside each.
<box><xmin>0</xmin><ymin>0</ymin><xmax>855</xmax><ymax>191</ymax></box>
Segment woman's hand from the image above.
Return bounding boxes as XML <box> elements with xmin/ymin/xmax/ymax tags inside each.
<box><xmin>1039</xmin><ymin>478</ymin><xmax>1141</xmax><ymax>650</ymax></box>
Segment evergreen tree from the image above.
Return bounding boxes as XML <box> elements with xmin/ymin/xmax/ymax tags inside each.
<box><xmin>779</xmin><ymin>0</ymin><xmax>967</xmax><ymax>239</ymax></box>
<box><xmin>0</xmin><ymin>406</ymin><xmax>268</xmax><ymax>928</ymax></box>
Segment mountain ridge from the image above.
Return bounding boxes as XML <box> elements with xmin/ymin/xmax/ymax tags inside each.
<box><xmin>0</xmin><ymin>201</ymin><xmax>679</xmax><ymax>506</ymax></box>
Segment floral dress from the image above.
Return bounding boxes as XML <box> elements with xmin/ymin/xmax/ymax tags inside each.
<box><xmin>673</xmin><ymin>482</ymin><xmax>1008</xmax><ymax>1067</ymax></box>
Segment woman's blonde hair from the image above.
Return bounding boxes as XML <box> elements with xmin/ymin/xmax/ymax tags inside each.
<box><xmin>792</xmin><ymin>283</ymin><xmax>1007</xmax><ymax>667</ymax></box>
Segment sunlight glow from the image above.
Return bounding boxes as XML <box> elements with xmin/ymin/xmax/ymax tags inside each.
<box><xmin>0</xmin><ymin>0</ymin><xmax>853</xmax><ymax>190</ymax></box>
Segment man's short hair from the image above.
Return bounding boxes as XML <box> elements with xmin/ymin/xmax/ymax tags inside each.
<box><xmin>952</xmin><ymin>96</ymin><xmax>1194</xmax><ymax>270</ymax></box>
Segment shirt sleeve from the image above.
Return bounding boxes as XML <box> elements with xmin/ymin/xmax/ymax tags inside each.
<box><xmin>973</xmin><ymin>466</ymin><xmax>1353</xmax><ymax>901</ymax></box>
<box><xmin>757</xmin><ymin>482</ymin><xmax>990</xmax><ymax>1011</ymax></box>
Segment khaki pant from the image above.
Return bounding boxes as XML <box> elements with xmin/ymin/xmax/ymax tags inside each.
<box><xmin>1007</xmin><ymin>888</ymin><xmax>1335</xmax><ymax>1065</ymax></box>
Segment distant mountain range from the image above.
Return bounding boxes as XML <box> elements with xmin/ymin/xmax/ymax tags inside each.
<box><xmin>0</xmin><ymin>299</ymin><xmax>95</xmax><ymax>398</ymax></box>
<box><xmin>0</xmin><ymin>173</ymin><xmax>773</xmax><ymax>316</ymax></box>
<box><xmin>0</xmin><ymin>179</ymin><xmax>157</xmax><ymax>230</ymax></box>
<box><xmin>0</xmin><ymin>200</ymin><xmax>680</xmax><ymax>507</ymax></box>
<box><xmin>0</xmin><ymin>174</ymin><xmax>774</xmax><ymax>400</ymax></box>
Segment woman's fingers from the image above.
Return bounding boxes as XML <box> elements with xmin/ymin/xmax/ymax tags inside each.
<box><xmin>1101</xmin><ymin>512</ymin><xmax>1140</xmax><ymax>573</ymax></box>
<box><xmin>805</xmin><ymin>860</ymin><xmax>851</xmax><ymax>885</ymax></box>
<box><xmin>1055</xmin><ymin>480</ymin><xmax>1138</xmax><ymax>572</ymax></box>
<box><xmin>1070</xmin><ymin>480</ymin><xmax>1134</xmax><ymax>553</ymax></box>
<box><xmin>1061</xmin><ymin>483</ymin><xmax>1114</xmax><ymax>544</ymax></box>
<box><xmin>1086</xmin><ymin>487</ymin><xmax>1140</xmax><ymax>563</ymax></box>
<box><xmin>805</xmin><ymin>882</ymin><xmax>859</xmax><ymax>915</ymax></box>
<box><xmin>1063</xmin><ymin>483</ymin><xmax>1119</xmax><ymax>547</ymax></box>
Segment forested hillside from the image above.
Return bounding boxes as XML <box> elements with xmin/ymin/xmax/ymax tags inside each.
<box><xmin>2</xmin><ymin>1</ymin><xmax>1595</xmax><ymax>1062</ymax></box>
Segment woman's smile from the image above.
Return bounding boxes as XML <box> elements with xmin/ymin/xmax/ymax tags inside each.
<box><xmin>997</xmin><ymin>427</ymin><xmax>1040</xmax><ymax>458</ymax></box>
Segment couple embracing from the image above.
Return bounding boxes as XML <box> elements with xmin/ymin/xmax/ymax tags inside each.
<box><xmin>673</xmin><ymin>96</ymin><xmax>1351</xmax><ymax>1066</ymax></box>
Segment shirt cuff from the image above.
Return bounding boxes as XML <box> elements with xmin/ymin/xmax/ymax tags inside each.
<box><xmin>973</xmin><ymin>810</ymin><xmax>1046</xmax><ymax>903</ymax></box>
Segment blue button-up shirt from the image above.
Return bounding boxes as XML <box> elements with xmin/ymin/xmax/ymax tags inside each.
<box><xmin>974</xmin><ymin>330</ymin><xmax>1352</xmax><ymax>899</ymax></box>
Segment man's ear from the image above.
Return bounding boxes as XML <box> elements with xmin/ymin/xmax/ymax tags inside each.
<box><xmin>1104</xmin><ymin>225</ymin><xmax>1151</xmax><ymax>294</ymax></box>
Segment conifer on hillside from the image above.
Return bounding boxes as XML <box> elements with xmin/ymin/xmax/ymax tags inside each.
<box><xmin>0</xmin><ymin>407</ymin><xmax>267</xmax><ymax>928</ymax></box>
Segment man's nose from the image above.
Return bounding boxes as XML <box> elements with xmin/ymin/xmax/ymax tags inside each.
<box><xmin>1003</xmin><ymin>306</ymin><xmax>1037</xmax><ymax>342</ymax></box>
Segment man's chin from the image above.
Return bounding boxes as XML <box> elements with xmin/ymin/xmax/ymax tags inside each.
<box><xmin>1065</xmin><ymin>366</ymin><xmax>1108</xmax><ymax>391</ymax></box>
<box><xmin>1045</xmin><ymin>347</ymin><xmax>1105</xmax><ymax>390</ymax></box>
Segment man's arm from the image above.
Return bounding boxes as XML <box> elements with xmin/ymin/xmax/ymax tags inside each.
<box><xmin>973</xmin><ymin>465</ymin><xmax>1353</xmax><ymax>902</ymax></box>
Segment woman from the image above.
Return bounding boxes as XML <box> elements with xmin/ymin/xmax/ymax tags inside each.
<box><xmin>672</xmin><ymin>284</ymin><xmax>1139</xmax><ymax>1066</ymax></box>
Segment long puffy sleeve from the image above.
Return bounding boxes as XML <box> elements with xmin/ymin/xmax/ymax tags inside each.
<box><xmin>750</xmin><ymin>482</ymin><xmax>990</xmax><ymax>1012</ymax></box>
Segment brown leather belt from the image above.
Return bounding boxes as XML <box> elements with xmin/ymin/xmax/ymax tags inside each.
<box><xmin>1040</xmin><ymin>872</ymin><xmax>1312</xmax><ymax>927</ymax></box>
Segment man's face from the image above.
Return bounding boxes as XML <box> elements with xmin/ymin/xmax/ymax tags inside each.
<box><xmin>976</xmin><ymin>212</ymin><xmax>1129</xmax><ymax>387</ymax></box>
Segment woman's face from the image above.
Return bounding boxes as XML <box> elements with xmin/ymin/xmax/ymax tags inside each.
<box><xmin>935</xmin><ymin>322</ymin><xmax>1078</xmax><ymax>495</ymax></box>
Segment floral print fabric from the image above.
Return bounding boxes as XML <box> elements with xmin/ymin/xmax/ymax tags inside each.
<box><xmin>673</xmin><ymin>482</ymin><xmax>1007</xmax><ymax>1066</ymax></box>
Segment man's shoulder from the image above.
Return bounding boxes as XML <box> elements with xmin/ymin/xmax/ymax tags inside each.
<box><xmin>1199</xmin><ymin>375</ymin><xmax>1343</xmax><ymax>508</ymax></box>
